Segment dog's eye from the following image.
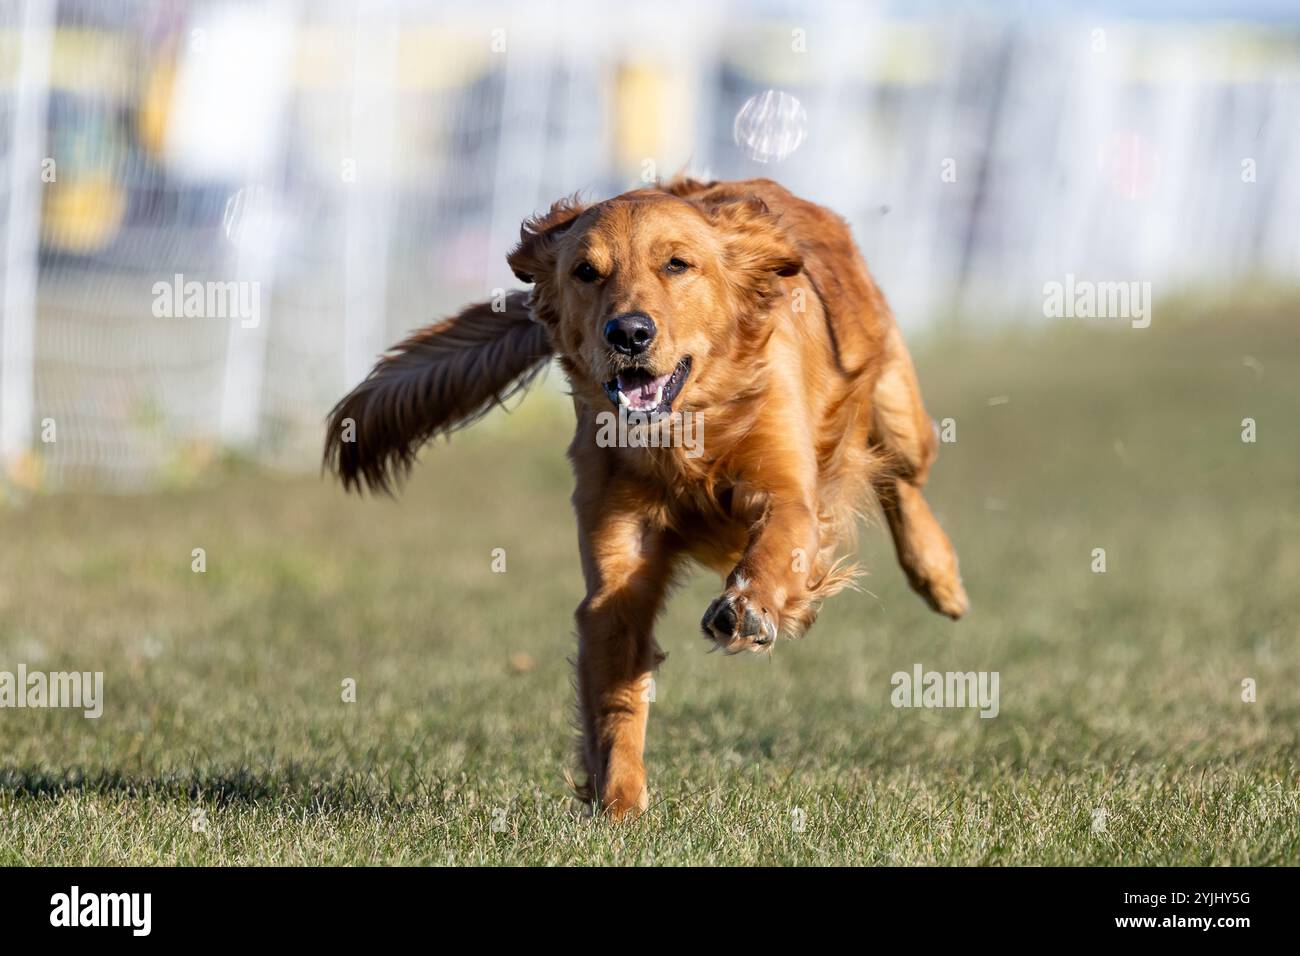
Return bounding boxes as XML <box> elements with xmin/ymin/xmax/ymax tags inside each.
<box><xmin>572</xmin><ymin>261</ymin><xmax>600</xmax><ymax>283</ymax></box>
<box><xmin>664</xmin><ymin>258</ymin><xmax>690</xmax><ymax>275</ymax></box>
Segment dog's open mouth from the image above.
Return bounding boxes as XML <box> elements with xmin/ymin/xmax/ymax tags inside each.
<box><xmin>603</xmin><ymin>356</ymin><xmax>692</xmax><ymax>414</ymax></box>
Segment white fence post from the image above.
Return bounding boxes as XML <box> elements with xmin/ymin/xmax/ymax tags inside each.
<box><xmin>342</xmin><ymin>0</ymin><xmax>399</xmax><ymax>388</ymax></box>
<box><xmin>1</xmin><ymin>0</ymin><xmax>53</xmax><ymax>470</ymax></box>
<box><xmin>214</xmin><ymin>1</ymin><xmax>299</xmax><ymax>448</ymax></box>
<box><xmin>488</xmin><ymin>9</ymin><xmax>555</xmax><ymax>293</ymax></box>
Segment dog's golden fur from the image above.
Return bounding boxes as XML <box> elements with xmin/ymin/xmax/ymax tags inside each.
<box><xmin>325</xmin><ymin>177</ymin><xmax>967</xmax><ymax>819</ymax></box>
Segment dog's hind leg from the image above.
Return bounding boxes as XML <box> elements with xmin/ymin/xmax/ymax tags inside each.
<box><xmin>571</xmin><ymin>462</ymin><xmax>678</xmax><ymax>820</ymax></box>
<box><xmin>870</xmin><ymin>324</ymin><xmax>968</xmax><ymax>619</ymax></box>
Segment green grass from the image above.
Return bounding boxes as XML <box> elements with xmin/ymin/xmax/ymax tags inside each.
<box><xmin>1</xmin><ymin>303</ymin><xmax>1298</xmax><ymax>865</ymax></box>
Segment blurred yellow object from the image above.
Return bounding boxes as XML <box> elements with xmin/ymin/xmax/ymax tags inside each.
<box><xmin>614</xmin><ymin>62</ymin><xmax>692</xmax><ymax>178</ymax></box>
<box><xmin>293</xmin><ymin>24</ymin><xmax>492</xmax><ymax>92</ymax></box>
<box><xmin>42</xmin><ymin>175</ymin><xmax>127</xmax><ymax>253</ymax></box>
<box><xmin>46</xmin><ymin>28</ymin><xmax>133</xmax><ymax>97</ymax></box>
<box><xmin>137</xmin><ymin>57</ymin><xmax>175</xmax><ymax>158</ymax></box>
<box><xmin>4</xmin><ymin>450</ymin><xmax>44</xmax><ymax>494</ymax></box>
<box><xmin>615</xmin><ymin>63</ymin><xmax>664</xmax><ymax>172</ymax></box>
<box><xmin>508</xmin><ymin>652</ymin><xmax>537</xmax><ymax>674</ymax></box>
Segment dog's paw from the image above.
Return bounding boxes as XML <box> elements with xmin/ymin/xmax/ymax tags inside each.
<box><xmin>929</xmin><ymin>576</ymin><xmax>969</xmax><ymax>620</ymax></box>
<box><xmin>601</xmin><ymin>780</ymin><xmax>649</xmax><ymax>822</ymax></box>
<box><xmin>701</xmin><ymin>587</ymin><xmax>779</xmax><ymax>654</ymax></box>
<box><xmin>910</xmin><ymin>568</ymin><xmax>969</xmax><ymax>620</ymax></box>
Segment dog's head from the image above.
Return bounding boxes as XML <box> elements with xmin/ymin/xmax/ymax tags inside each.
<box><xmin>507</xmin><ymin>186</ymin><xmax>802</xmax><ymax>416</ymax></box>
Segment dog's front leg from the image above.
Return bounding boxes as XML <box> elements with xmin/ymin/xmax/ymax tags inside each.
<box><xmin>572</xmin><ymin>476</ymin><xmax>675</xmax><ymax>820</ymax></box>
<box><xmin>702</xmin><ymin>491</ymin><xmax>820</xmax><ymax>652</ymax></box>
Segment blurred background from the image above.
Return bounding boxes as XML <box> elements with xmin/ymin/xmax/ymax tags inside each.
<box><xmin>1</xmin><ymin>0</ymin><xmax>1299</xmax><ymax>491</ymax></box>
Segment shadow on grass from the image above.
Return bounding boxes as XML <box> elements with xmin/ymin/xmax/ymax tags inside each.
<box><xmin>0</xmin><ymin>763</ymin><xmax>423</xmax><ymax>813</ymax></box>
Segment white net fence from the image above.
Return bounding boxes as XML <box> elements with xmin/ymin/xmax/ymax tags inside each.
<box><xmin>1</xmin><ymin>0</ymin><xmax>1299</xmax><ymax>491</ymax></box>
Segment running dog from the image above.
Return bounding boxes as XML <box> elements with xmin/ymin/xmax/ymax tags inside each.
<box><xmin>325</xmin><ymin>177</ymin><xmax>967</xmax><ymax>819</ymax></box>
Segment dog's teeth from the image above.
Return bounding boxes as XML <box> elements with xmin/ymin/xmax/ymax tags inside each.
<box><xmin>617</xmin><ymin>389</ymin><xmax>630</xmax><ymax>407</ymax></box>
<box><xmin>653</xmin><ymin>385</ymin><xmax>663</xmax><ymax>406</ymax></box>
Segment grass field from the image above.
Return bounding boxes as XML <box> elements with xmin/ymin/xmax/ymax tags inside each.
<box><xmin>1</xmin><ymin>302</ymin><xmax>1298</xmax><ymax>865</ymax></box>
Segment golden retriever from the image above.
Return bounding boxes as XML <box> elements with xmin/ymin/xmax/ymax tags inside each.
<box><xmin>325</xmin><ymin>177</ymin><xmax>967</xmax><ymax>819</ymax></box>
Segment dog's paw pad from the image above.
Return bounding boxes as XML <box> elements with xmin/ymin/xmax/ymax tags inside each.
<box><xmin>702</xmin><ymin>590</ymin><xmax>778</xmax><ymax>653</ymax></box>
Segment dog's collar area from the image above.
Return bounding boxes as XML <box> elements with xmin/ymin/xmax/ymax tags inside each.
<box><xmin>603</xmin><ymin>356</ymin><xmax>692</xmax><ymax>414</ymax></box>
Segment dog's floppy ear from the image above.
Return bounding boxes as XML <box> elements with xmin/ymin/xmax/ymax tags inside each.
<box><xmin>507</xmin><ymin>195</ymin><xmax>587</xmax><ymax>284</ymax></box>
<box><xmin>707</xmin><ymin>194</ymin><xmax>803</xmax><ymax>281</ymax></box>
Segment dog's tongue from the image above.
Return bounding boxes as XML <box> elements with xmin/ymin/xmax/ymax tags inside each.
<box><xmin>617</xmin><ymin>368</ymin><xmax>672</xmax><ymax>410</ymax></box>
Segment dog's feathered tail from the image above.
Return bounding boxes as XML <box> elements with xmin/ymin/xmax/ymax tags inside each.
<box><xmin>324</xmin><ymin>291</ymin><xmax>552</xmax><ymax>494</ymax></box>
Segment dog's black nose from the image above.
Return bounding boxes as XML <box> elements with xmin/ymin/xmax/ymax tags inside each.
<box><xmin>603</xmin><ymin>312</ymin><xmax>656</xmax><ymax>356</ymax></box>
